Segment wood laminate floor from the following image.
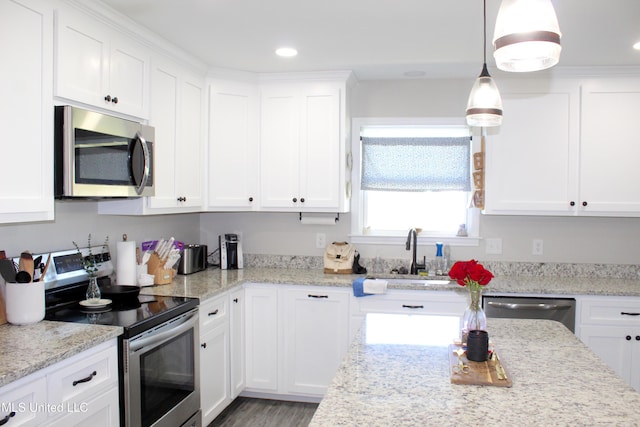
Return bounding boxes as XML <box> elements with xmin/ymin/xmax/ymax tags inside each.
<box><xmin>208</xmin><ymin>397</ymin><xmax>319</xmax><ymax>427</ymax></box>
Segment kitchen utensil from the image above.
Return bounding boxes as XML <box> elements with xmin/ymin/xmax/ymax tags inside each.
<box><xmin>15</xmin><ymin>271</ymin><xmax>32</xmax><ymax>283</ymax></box>
<box><xmin>0</xmin><ymin>259</ymin><xmax>17</xmax><ymax>282</ymax></box>
<box><xmin>0</xmin><ymin>250</ymin><xmax>6</xmax><ymax>260</ymax></box>
<box><xmin>18</xmin><ymin>251</ymin><xmax>34</xmax><ymax>278</ymax></box>
<box><xmin>33</xmin><ymin>255</ymin><xmax>42</xmax><ymax>269</ymax></box>
<box><xmin>38</xmin><ymin>253</ymin><xmax>52</xmax><ymax>282</ymax></box>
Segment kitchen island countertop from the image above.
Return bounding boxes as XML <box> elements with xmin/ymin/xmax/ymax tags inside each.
<box><xmin>0</xmin><ymin>321</ymin><xmax>122</xmax><ymax>388</ymax></box>
<box><xmin>141</xmin><ymin>267</ymin><xmax>640</xmax><ymax>300</ymax></box>
<box><xmin>310</xmin><ymin>316</ymin><xmax>640</xmax><ymax>426</ymax></box>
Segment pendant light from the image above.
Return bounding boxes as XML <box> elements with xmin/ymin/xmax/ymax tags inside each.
<box><xmin>466</xmin><ymin>0</ymin><xmax>503</xmax><ymax>127</ymax></box>
<box><xmin>493</xmin><ymin>0</ymin><xmax>561</xmax><ymax>72</ymax></box>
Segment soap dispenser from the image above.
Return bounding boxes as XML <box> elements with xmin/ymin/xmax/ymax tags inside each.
<box><xmin>435</xmin><ymin>242</ymin><xmax>444</xmax><ymax>276</ymax></box>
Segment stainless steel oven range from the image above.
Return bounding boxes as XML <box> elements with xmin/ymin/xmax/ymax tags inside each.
<box><xmin>40</xmin><ymin>246</ymin><xmax>201</xmax><ymax>427</ymax></box>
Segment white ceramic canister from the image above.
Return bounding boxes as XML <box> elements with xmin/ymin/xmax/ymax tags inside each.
<box><xmin>5</xmin><ymin>282</ymin><xmax>45</xmax><ymax>325</ymax></box>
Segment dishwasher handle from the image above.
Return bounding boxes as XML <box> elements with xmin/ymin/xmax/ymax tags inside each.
<box><xmin>486</xmin><ymin>301</ymin><xmax>573</xmax><ymax>311</ymax></box>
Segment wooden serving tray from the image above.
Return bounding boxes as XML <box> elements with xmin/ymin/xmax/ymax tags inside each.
<box><xmin>448</xmin><ymin>344</ymin><xmax>512</xmax><ymax>387</ymax></box>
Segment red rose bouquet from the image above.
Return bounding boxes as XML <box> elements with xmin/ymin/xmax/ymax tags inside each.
<box><xmin>448</xmin><ymin>259</ymin><xmax>494</xmax><ymax>291</ymax></box>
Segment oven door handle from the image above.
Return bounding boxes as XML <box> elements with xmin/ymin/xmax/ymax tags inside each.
<box><xmin>486</xmin><ymin>301</ymin><xmax>572</xmax><ymax>311</ymax></box>
<box><xmin>129</xmin><ymin>311</ymin><xmax>197</xmax><ymax>352</ymax></box>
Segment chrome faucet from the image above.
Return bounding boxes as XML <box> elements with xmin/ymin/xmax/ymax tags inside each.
<box><xmin>405</xmin><ymin>228</ymin><xmax>424</xmax><ymax>275</ymax></box>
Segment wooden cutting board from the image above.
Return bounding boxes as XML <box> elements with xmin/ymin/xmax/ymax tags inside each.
<box><xmin>449</xmin><ymin>344</ymin><xmax>512</xmax><ymax>387</ymax></box>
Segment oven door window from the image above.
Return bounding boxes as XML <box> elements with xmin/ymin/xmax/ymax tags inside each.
<box><xmin>140</xmin><ymin>329</ymin><xmax>195</xmax><ymax>427</ymax></box>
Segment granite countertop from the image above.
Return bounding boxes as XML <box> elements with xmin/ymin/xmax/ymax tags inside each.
<box><xmin>0</xmin><ymin>321</ymin><xmax>122</xmax><ymax>388</ymax></box>
<box><xmin>140</xmin><ymin>267</ymin><xmax>640</xmax><ymax>300</ymax></box>
<box><xmin>310</xmin><ymin>316</ymin><xmax>640</xmax><ymax>426</ymax></box>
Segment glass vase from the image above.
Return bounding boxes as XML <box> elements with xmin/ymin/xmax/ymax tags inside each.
<box><xmin>85</xmin><ymin>276</ymin><xmax>101</xmax><ymax>303</ymax></box>
<box><xmin>461</xmin><ymin>286</ymin><xmax>487</xmax><ymax>343</ymax></box>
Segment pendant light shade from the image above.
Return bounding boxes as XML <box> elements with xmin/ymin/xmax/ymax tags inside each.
<box><xmin>466</xmin><ymin>0</ymin><xmax>502</xmax><ymax>127</ymax></box>
<box><xmin>493</xmin><ymin>0</ymin><xmax>561</xmax><ymax>72</ymax></box>
<box><xmin>466</xmin><ymin>64</ymin><xmax>503</xmax><ymax>127</ymax></box>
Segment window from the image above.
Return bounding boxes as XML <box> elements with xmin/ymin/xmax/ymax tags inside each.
<box><xmin>350</xmin><ymin>118</ymin><xmax>480</xmax><ymax>245</ymax></box>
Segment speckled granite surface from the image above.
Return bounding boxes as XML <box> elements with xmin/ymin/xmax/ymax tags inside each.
<box><xmin>310</xmin><ymin>316</ymin><xmax>640</xmax><ymax>427</ymax></box>
<box><xmin>0</xmin><ymin>321</ymin><xmax>122</xmax><ymax>388</ymax></box>
<box><xmin>140</xmin><ymin>266</ymin><xmax>640</xmax><ymax>300</ymax></box>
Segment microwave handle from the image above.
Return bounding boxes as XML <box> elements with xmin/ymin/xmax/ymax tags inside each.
<box><xmin>133</xmin><ymin>131</ymin><xmax>150</xmax><ymax>195</ymax></box>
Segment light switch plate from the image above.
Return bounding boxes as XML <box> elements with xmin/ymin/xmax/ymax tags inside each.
<box><xmin>485</xmin><ymin>238</ymin><xmax>502</xmax><ymax>255</ymax></box>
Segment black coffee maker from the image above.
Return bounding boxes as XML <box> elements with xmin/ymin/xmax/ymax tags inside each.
<box><xmin>219</xmin><ymin>234</ymin><xmax>243</xmax><ymax>270</ymax></box>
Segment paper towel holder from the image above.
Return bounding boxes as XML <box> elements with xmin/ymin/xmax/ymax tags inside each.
<box><xmin>299</xmin><ymin>212</ymin><xmax>339</xmax><ymax>224</ymax></box>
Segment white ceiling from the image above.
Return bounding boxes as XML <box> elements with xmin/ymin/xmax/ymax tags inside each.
<box><xmin>99</xmin><ymin>0</ymin><xmax>640</xmax><ymax>80</ymax></box>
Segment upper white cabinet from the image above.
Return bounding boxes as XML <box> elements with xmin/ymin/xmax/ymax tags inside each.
<box><xmin>484</xmin><ymin>77</ymin><xmax>640</xmax><ymax>217</ymax></box>
<box><xmin>578</xmin><ymin>79</ymin><xmax>640</xmax><ymax>215</ymax></box>
<box><xmin>259</xmin><ymin>73</ymin><xmax>352</xmax><ymax>213</ymax></box>
<box><xmin>0</xmin><ymin>0</ymin><xmax>54</xmax><ymax>224</ymax></box>
<box><xmin>55</xmin><ymin>7</ymin><xmax>150</xmax><ymax>118</ymax></box>
<box><xmin>98</xmin><ymin>56</ymin><xmax>205</xmax><ymax>215</ymax></box>
<box><xmin>484</xmin><ymin>79</ymin><xmax>579</xmax><ymax>215</ymax></box>
<box><xmin>207</xmin><ymin>79</ymin><xmax>260</xmax><ymax>210</ymax></box>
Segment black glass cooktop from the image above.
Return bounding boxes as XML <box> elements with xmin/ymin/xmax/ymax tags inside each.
<box><xmin>45</xmin><ymin>293</ymin><xmax>199</xmax><ymax>339</ymax></box>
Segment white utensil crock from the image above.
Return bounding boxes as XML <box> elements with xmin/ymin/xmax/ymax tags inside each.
<box><xmin>6</xmin><ymin>282</ymin><xmax>45</xmax><ymax>325</ymax></box>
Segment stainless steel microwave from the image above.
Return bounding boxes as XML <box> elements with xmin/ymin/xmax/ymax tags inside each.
<box><xmin>54</xmin><ymin>105</ymin><xmax>155</xmax><ymax>198</ymax></box>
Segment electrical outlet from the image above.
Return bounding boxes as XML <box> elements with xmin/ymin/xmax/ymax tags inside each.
<box><xmin>485</xmin><ymin>238</ymin><xmax>502</xmax><ymax>255</ymax></box>
<box><xmin>532</xmin><ymin>239</ymin><xmax>544</xmax><ymax>255</ymax></box>
<box><xmin>316</xmin><ymin>233</ymin><xmax>327</xmax><ymax>249</ymax></box>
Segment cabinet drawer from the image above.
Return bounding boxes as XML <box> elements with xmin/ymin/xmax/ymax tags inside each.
<box><xmin>48</xmin><ymin>386</ymin><xmax>119</xmax><ymax>427</ymax></box>
<box><xmin>351</xmin><ymin>290</ymin><xmax>467</xmax><ymax>316</ymax></box>
<box><xmin>46</xmin><ymin>343</ymin><xmax>118</xmax><ymax>409</ymax></box>
<box><xmin>0</xmin><ymin>376</ymin><xmax>47</xmax><ymax>426</ymax></box>
<box><xmin>200</xmin><ymin>294</ymin><xmax>228</xmax><ymax>331</ymax></box>
<box><xmin>579</xmin><ymin>296</ymin><xmax>640</xmax><ymax>326</ymax></box>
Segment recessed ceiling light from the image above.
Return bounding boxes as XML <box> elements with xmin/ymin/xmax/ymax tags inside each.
<box><xmin>275</xmin><ymin>47</ymin><xmax>298</xmax><ymax>57</ymax></box>
<box><xmin>404</xmin><ymin>70</ymin><xmax>426</xmax><ymax>77</ymax></box>
<box><xmin>634</xmin><ymin>41</ymin><xmax>640</xmax><ymax>50</ymax></box>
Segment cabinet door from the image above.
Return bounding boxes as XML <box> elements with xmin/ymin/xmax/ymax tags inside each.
<box><xmin>48</xmin><ymin>386</ymin><xmax>120</xmax><ymax>427</ymax></box>
<box><xmin>200</xmin><ymin>323</ymin><xmax>231</xmax><ymax>426</ymax></box>
<box><xmin>484</xmin><ymin>81</ymin><xmax>579</xmax><ymax>215</ymax></box>
<box><xmin>282</xmin><ymin>287</ymin><xmax>350</xmax><ymax>395</ymax></box>
<box><xmin>208</xmin><ymin>80</ymin><xmax>260</xmax><ymax>210</ymax></box>
<box><xmin>260</xmin><ymin>86</ymin><xmax>301</xmax><ymax>209</ymax></box>
<box><xmin>299</xmin><ymin>85</ymin><xmax>341</xmax><ymax>209</ymax></box>
<box><xmin>55</xmin><ymin>10</ymin><xmax>149</xmax><ymax>118</ymax></box>
<box><xmin>579</xmin><ymin>325</ymin><xmax>634</xmax><ymax>388</ymax></box>
<box><xmin>175</xmin><ymin>73</ymin><xmax>205</xmax><ymax>209</ymax></box>
<box><xmin>0</xmin><ymin>376</ymin><xmax>47</xmax><ymax>426</ymax></box>
<box><xmin>244</xmin><ymin>286</ymin><xmax>279</xmax><ymax>392</ymax></box>
<box><xmin>0</xmin><ymin>0</ymin><xmax>54</xmax><ymax>224</ymax></box>
<box><xmin>229</xmin><ymin>287</ymin><xmax>245</xmax><ymax>398</ymax></box>
<box><xmin>580</xmin><ymin>80</ymin><xmax>640</xmax><ymax>216</ymax></box>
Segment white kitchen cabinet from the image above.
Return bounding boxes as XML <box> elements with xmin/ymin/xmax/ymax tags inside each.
<box><xmin>207</xmin><ymin>79</ymin><xmax>260</xmax><ymax>210</ymax></box>
<box><xmin>483</xmin><ymin>79</ymin><xmax>580</xmax><ymax>215</ymax></box>
<box><xmin>244</xmin><ymin>284</ymin><xmax>279</xmax><ymax>393</ymax></box>
<box><xmin>229</xmin><ymin>287</ymin><xmax>245</xmax><ymax>398</ymax></box>
<box><xmin>0</xmin><ymin>0</ymin><xmax>54</xmax><ymax>224</ymax></box>
<box><xmin>282</xmin><ymin>287</ymin><xmax>350</xmax><ymax>396</ymax></box>
<box><xmin>0</xmin><ymin>340</ymin><xmax>119</xmax><ymax>427</ymax></box>
<box><xmin>349</xmin><ymin>289</ymin><xmax>468</xmax><ymax>342</ymax></box>
<box><xmin>199</xmin><ymin>293</ymin><xmax>232</xmax><ymax>425</ymax></box>
<box><xmin>578</xmin><ymin>79</ymin><xmax>640</xmax><ymax>216</ymax></box>
<box><xmin>55</xmin><ymin>7</ymin><xmax>149</xmax><ymax>118</ymax></box>
<box><xmin>98</xmin><ymin>56</ymin><xmax>205</xmax><ymax>215</ymax></box>
<box><xmin>577</xmin><ymin>296</ymin><xmax>640</xmax><ymax>392</ymax></box>
<box><xmin>259</xmin><ymin>73</ymin><xmax>353</xmax><ymax>212</ymax></box>
<box><xmin>485</xmin><ymin>77</ymin><xmax>640</xmax><ymax>217</ymax></box>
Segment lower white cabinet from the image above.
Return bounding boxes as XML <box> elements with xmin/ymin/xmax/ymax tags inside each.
<box><xmin>282</xmin><ymin>287</ymin><xmax>350</xmax><ymax>396</ymax></box>
<box><xmin>199</xmin><ymin>293</ymin><xmax>231</xmax><ymax>425</ymax></box>
<box><xmin>229</xmin><ymin>287</ymin><xmax>245</xmax><ymax>398</ymax></box>
<box><xmin>0</xmin><ymin>340</ymin><xmax>119</xmax><ymax>427</ymax></box>
<box><xmin>577</xmin><ymin>296</ymin><xmax>640</xmax><ymax>392</ymax></box>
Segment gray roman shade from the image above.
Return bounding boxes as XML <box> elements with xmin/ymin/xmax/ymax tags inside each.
<box><xmin>361</xmin><ymin>137</ymin><xmax>471</xmax><ymax>192</ymax></box>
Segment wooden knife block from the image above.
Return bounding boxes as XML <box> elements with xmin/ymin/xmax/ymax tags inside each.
<box><xmin>146</xmin><ymin>253</ymin><xmax>176</xmax><ymax>285</ymax></box>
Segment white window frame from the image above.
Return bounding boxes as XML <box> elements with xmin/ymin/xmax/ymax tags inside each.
<box><xmin>350</xmin><ymin>117</ymin><xmax>481</xmax><ymax>247</ymax></box>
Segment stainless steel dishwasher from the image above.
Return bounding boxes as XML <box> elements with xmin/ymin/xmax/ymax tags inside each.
<box><xmin>483</xmin><ymin>295</ymin><xmax>576</xmax><ymax>332</ymax></box>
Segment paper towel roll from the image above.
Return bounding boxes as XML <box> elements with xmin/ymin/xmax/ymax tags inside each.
<box><xmin>300</xmin><ymin>215</ymin><xmax>337</xmax><ymax>225</ymax></box>
<box><xmin>117</xmin><ymin>240</ymin><xmax>137</xmax><ymax>286</ymax></box>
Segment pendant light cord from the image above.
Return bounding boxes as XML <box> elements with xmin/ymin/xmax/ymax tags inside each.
<box><xmin>483</xmin><ymin>0</ymin><xmax>487</xmax><ymax>64</ymax></box>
